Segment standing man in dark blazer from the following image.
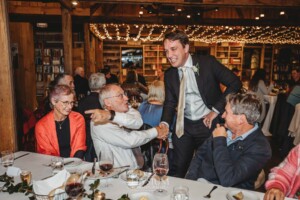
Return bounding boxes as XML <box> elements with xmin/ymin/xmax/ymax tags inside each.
<box><xmin>160</xmin><ymin>30</ymin><xmax>242</xmax><ymax>178</ymax></box>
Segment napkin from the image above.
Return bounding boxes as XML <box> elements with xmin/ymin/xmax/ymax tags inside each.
<box><xmin>33</xmin><ymin>169</ymin><xmax>70</xmax><ymax>196</ymax></box>
<box><xmin>6</xmin><ymin>166</ymin><xmax>21</xmax><ymax>177</ymax></box>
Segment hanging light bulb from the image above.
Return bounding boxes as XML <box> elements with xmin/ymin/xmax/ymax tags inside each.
<box><xmin>71</xmin><ymin>0</ymin><xmax>78</xmax><ymax>6</ymax></box>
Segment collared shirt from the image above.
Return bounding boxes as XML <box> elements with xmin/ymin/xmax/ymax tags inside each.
<box><xmin>226</xmin><ymin>123</ymin><xmax>259</xmax><ymax>146</ymax></box>
<box><xmin>178</xmin><ymin>54</ymin><xmax>211</xmax><ymax>120</ymax></box>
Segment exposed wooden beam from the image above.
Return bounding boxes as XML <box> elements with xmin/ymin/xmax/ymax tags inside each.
<box><xmin>59</xmin><ymin>0</ymin><xmax>74</xmax><ymax>11</ymax></box>
<box><xmin>90</xmin><ymin>3</ymin><xmax>101</xmax><ymax>16</ymax></box>
<box><xmin>235</xmin><ymin>8</ymin><xmax>244</xmax><ymax>19</ymax></box>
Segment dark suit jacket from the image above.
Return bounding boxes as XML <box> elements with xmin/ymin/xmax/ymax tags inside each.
<box><xmin>161</xmin><ymin>55</ymin><xmax>242</xmax><ymax>125</ymax></box>
<box><xmin>185</xmin><ymin>128</ymin><xmax>272</xmax><ymax>190</ymax></box>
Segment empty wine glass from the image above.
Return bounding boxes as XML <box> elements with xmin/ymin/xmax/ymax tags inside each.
<box><xmin>1</xmin><ymin>150</ymin><xmax>14</xmax><ymax>168</ymax></box>
<box><xmin>153</xmin><ymin>153</ymin><xmax>169</xmax><ymax>196</ymax></box>
<box><xmin>98</xmin><ymin>149</ymin><xmax>114</xmax><ymax>187</ymax></box>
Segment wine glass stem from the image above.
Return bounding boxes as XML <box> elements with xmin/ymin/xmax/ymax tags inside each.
<box><xmin>158</xmin><ymin>177</ymin><xmax>163</xmax><ymax>192</ymax></box>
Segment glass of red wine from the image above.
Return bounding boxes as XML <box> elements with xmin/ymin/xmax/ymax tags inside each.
<box><xmin>152</xmin><ymin>153</ymin><xmax>169</xmax><ymax>196</ymax></box>
<box><xmin>65</xmin><ymin>170</ymin><xmax>84</xmax><ymax>200</ymax></box>
<box><xmin>98</xmin><ymin>149</ymin><xmax>114</xmax><ymax>187</ymax></box>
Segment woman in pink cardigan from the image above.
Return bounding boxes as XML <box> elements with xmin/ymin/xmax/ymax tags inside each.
<box><xmin>264</xmin><ymin>144</ymin><xmax>300</xmax><ymax>200</ymax></box>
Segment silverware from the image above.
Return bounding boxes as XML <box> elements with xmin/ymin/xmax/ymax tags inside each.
<box><xmin>142</xmin><ymin>173</ymin><xmax>154</xmax><ymax>187</ymax></box>
<box><xmin>92</xmin><ymin>158</ymin><xmax>96</xmax><ymax>174</ymax></box>
<box><xmin>64</xmin><ymin>160</ymin><xmax>74</xmax><ymax>166</ymax></box>
<box><xmin>112</xmin><ymin>165</ymin><xmax>130</xmax><ymax>170</ymax></box>
<box><xmin>41</xmin><ymin>174</ymin><xmax>53</xmax><ymax>180</ymax></box>
<box><xmin>203</xmin><ymin>185</ymin><xmax>218</xmax><ymax>198</ymax></box>
<box><xmin>14</xmin><ymin>153</ymin><xmax>30</xmax><ymax>160</ymax></box>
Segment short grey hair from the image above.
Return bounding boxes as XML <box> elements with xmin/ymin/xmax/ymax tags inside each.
<box><xmin>226</xmin><ymin>92</ymin><xmax>262</xmax><ymax>125</ymax></box>
<box><xmin>98</xmin><ymin>84</ymin><xmax>116</xmax><ymax>108</ymax></box>
<box><xmin>148</xmin><ymin>80</ymin><xmax>165</xmax><ymax>103</ymax></box>
<box><xmin>89</xmin><ymin>73</ymin><xmax>106</xmax><ymax>91</ymax></box>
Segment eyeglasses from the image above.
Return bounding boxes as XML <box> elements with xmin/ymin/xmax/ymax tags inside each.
<box><xmin>57</xmin><ymin>100</ymin><xmax>75</xmax><ymax>107</ymax></box>
<box><xmin>105</xmin><ymin>93</ymin><xmax>127</xmax><ymax>99</ymax></box>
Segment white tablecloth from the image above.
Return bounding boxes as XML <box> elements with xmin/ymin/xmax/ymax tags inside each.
<box><xmin>0</xmin><ymin>151</ymin><xmax>294</xmax><ymax>200</ymax></box>
<box><xmin>262</xmin><ymin>95</ymin><xmax>278</xmax><ymax>136</ymax></box>
<box><xmin>289</xmin><ymin>103</ymin><xmax>300</xmax><ymax>145</ymax></box>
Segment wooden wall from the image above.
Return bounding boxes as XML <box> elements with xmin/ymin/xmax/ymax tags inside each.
<box><xmin>0</xmin><ymin>1</ymin><xmax>17</xmax><ymax>151</ymax></box>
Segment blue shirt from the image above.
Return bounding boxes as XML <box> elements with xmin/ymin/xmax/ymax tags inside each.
<box><xmin>226</xmin><ymin>123</ymin><xmax>259</xmax><ymax>146</ymax></box>
<box><xmin>138</xmin><ymin>101</ymin><xmax>163</xmax><ymax>127</ymax></box>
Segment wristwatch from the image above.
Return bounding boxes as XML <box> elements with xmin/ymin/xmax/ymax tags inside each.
<box><xmin>109</xmin><ymin>110</ymin><xmax>115</xmax><ymax>121</ymax></box>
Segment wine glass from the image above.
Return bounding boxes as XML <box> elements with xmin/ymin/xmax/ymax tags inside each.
<box><xmin>1</xmin><ymin>150</ymin><xmax>14</xmax><ymax>168</ymax></box>
<box><xmin>65</xmin><ymin>169</ymin><xmax>84</xmax><ymax>200</ymax></box>
<box><xmin>152</xmin><ymin>153</ymin><xmax>169</xmax><ymax>196</ymax></box>
<box><xmin>98</xmin><ymin>149</ymin><xmax>114</xmax><ymax>187</ymax></box>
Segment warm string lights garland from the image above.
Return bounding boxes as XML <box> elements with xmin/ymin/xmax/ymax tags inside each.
<box><xmin>89</xmin><ymin>23</ymin><xmax>300</xmax><ymax>44</ymax></box>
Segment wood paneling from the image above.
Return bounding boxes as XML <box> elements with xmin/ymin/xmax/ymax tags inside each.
<box><xmin>0</xmin><ymin>0</ymin><xmax>17</xmax><ymax>151</ymax></box>
<box><xmin>62</xmin><ymin>8</ymin><xmax>73</xmax><ymax>74</ymax></box>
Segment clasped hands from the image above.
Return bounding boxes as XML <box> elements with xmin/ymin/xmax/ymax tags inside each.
<box><xmin>155</xmin><ymin>123</ymin><xmax>169</xmax><ymax>140</ymax></box>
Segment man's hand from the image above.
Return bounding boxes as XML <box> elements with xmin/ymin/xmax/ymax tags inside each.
<box><xmin>85</xmin><ymin>109</ymin><xmax>111</xmax><ymax>124</ymax></box>
<box><xmin>155</xmin><ymin>125</ymin><xmax>169</xmax><ymax>140</ymax></box>
<box><xmin>203</xmin><ymin>111</ymin><xmax>218</xmax><ymax>129</ymax></box>
<box><xmin>212</xmin><ymin>124</ymin><xmax>227</xmax><ymax>138</ymax></box>
<box><xmin>264</xmin><ymin>188</ymin><xmax>285</xmax><ymax>200</ymax></box>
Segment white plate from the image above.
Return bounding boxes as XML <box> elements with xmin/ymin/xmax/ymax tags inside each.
<box><xmin>120</xmin><ymin>170</ymin><xmax>150</xmax><ymax>182</ymax></box>
<box><xmin>129</xmin><ymin>192</ymin><xmax>155</xmax><ymax>200</ymax></box>
<box><xmin>63</xmin><ymin>157</ymin><xmax>83</xmax><ymax>167</ymax></box>
<box><xmin>226</xmin><ymin>190</ymin><xmax>260</xmax><ymax>200</ymax></box>
<box><xmin>86</xmin><ymin>168</ymin><xmax>127</xmax><ymax>180</ymax></box>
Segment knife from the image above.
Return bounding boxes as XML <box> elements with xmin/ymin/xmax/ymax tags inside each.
<box><xmin>64</xmin><ymin>160</ymin><xmax>74</xmax><ymax>166</ymax></box>
<box><xmin>142</xmin><ymin>173</ymin><xmax>154</xmax><ymax>187</ymax></box>
<box><xmin>112</xmin><ymin>165</ymin><xmax>130</xmax><ymax>170</ymax></box>
<box><xmin>14</xmin><ymin>153</ymin><xmax>30</xmax><ymax>160</ymax></box>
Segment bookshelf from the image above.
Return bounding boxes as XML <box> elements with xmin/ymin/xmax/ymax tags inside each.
<box><xmin>34</xmin><ymin>39</ymin><xmax>64</xmax><ymax>98</ymax></box>
<box><xmin>102</xmin><ymin>43</ymin><xmax>121</xmax><ymax>79</ymax></box>
<box><xmin>215</xmin><ymin>43</ymin><xmax>243</xmax><ymax>71</ymax></box>
<box><xmin>143</xmin><ymin>45</ymin><xmax>159</xmax><ymax>83</ymax></box>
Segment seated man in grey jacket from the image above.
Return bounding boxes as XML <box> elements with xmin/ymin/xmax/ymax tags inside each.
<box><xmin>185</xmin><ymin>92</ymin><xmax>272</xmax><ymax>190</ymax></box>
<box><xmin>88</xmin><ymin>84</ymin><xmax>168</xmax><ymax>169</ymax></box>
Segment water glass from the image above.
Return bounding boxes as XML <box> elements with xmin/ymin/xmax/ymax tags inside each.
<box><xmin>171</xmin><ymin>186</ymin><xmax>189</xmax><ymax>200</ymax></box>
<box><xmin>1</xmin><ymin>150</ymin><xmax>14</xmax><ymax>168</ymax></box>
<box><xmin>51</xmin><ymin>157</ymin><xmax>64</xmax><ymax>172</ymax></box>
<box><xmin>20</xmin><ymin>170</ymin><xmax>32</xmax><ymax>185</ymax></box>
<box><xmin>126</xmin><ymin>170</ymin><xmax>140</xmax><ymax>189</ymax></box>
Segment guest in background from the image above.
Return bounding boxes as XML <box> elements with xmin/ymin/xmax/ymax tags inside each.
<box><xmin>101</xmin><ymin>65</ymin><xmax>119</xmax><ymax>84</ymax></box>
<box><xmin>90</xmin><ymin>84</ymin><xmax>168</xmax><ymax>168</ymax></box>
<box><xmin>138</xmin><ymin>80</ymin><xmax>165</xmax><ymax>127</ymax></box>
<box><xmin>160</xmin><ymin>30</ymin><xmax>241</xmax><ymax>178</ymax></box>
<box><xmin>78</xmin><ymin>73</ymin><xmax>106</xmax><ymax>161</ymax></box>
<box><xmin>122</xmin><ymin>70</ymin><xmax>148</xmax><ymax>103</ymax></box>
<box><xmin>74</xmin><ymin>67</ymin><xmax>90</xmax><ymax>101</ymax></box>
<box><xmin>288</xmin><ymin>67</ymin><xmax>300</xmax><ymax>90</ymax></box>
<box><xmin>249</xmin><ymin>68</ymin><xmax>274</xmax><ymax>123</ymax></box>
<box><xmin>186</xmin><ymin>92</ymin><xmax>272</xmax><ymax>190</ymax></box>
<box><xmin>35</xmin><ymin>85</ymin><xmax>86</xmax><ymax>158</ymax></box>
<box><xmin>264</xmin><ymin>144</ymin><xmax>300</xmax><ymax>200</ymax></box>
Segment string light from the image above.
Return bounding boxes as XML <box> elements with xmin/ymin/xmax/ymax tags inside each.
<box><xmin>89</xmin><ymin>23</ymin><xmax>300</xmax><ymax>44</ymax></box>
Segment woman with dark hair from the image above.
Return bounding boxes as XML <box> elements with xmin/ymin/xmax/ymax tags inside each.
<box><xmin>249</xmin><ymin>69</ymin><xmax>274</xmax><ymax>123</ymax></box>
<box><xmin>121</xmin><ymin>70</ymin><xmax>148</xmax><ymax>103</ymax></box>
<box><xmin>35</xmin><ymin>85</ymin><xmax>86</xmax><ymax>158</ymax></box>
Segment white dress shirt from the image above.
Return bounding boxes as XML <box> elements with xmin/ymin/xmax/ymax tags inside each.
<box><xmin>179</xmin><ymin>54</ymin><xmax>211</xmax><ymax>120</ymax></box>
<box><xmin>91</xmin><ymin>107</ymin><xmax>157</xmax><ymax>169</ymax></box>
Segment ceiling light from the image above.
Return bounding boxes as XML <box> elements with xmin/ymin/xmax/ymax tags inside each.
<box><xmin>177</xmin><ymin>8</ymin><xmax>182</xmax><ymax>12</ymax></box>
<box><xmin>260</xmin><ymin>13</ymin><xmax>265</xmax><ymax>17</ymax></box>
<box><xmin>71</xmin><ymin>0</ymin><xmax>78</xmax><ymax>6</ymax></box>
<box><xmin>36</xmin><ymin>23</ymin><xmax>48</xmax><ymax>28</ymax></box>
<box><xmin>215</xmin><ymin>8</ymin><xmax>219</xmax><ymax>12</ymax></box>
<box><xmin>139</xmin><ymin>11</ymin><xmax>143</xmax><ymax>15</ymax></box>
<box><xmin>280</xmin><ymin>11</ymin><xmax>285</xmax><ymax>15</ymax></box>
<box><xmin>187</xmin><ymin>15</ymin><xmax>191</xmax><ymax>18</ymax></box>
<box><xmin>197</xmin><ymin>12</ymin><xmax>201</xmax><ymax>16</ymax></box>
<box><xmin>255</xmin><ymin>16</ymin><xmax>259</xmax><ymax>20</ymax></box>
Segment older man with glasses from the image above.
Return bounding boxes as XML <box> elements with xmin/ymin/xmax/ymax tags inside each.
<box><xmin>88</xmin><ymin>84</ymin><xmax>168</xmax><ymax>169</ymax></box>
<box><xmin>35</xmin><ymin>84</ymin><xmax>86</xmax><ymax>158</ymax></box>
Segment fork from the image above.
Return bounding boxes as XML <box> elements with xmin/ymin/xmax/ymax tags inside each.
<box><xmin>203</xmin><ymin>185</ymin><xmax>218</xmax><ymax>198</ymax></box>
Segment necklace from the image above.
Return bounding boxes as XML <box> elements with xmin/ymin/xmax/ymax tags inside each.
<box><xmin>56</xmin><ymin>118</ymin><xmax>66</xmax><ymax>130</ymax></box>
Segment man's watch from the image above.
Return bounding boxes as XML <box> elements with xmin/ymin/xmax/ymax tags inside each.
<box><xmin>109</xmin><ymin>110</ymin><xmax>115</xmax><ymax>121</ymax></box>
